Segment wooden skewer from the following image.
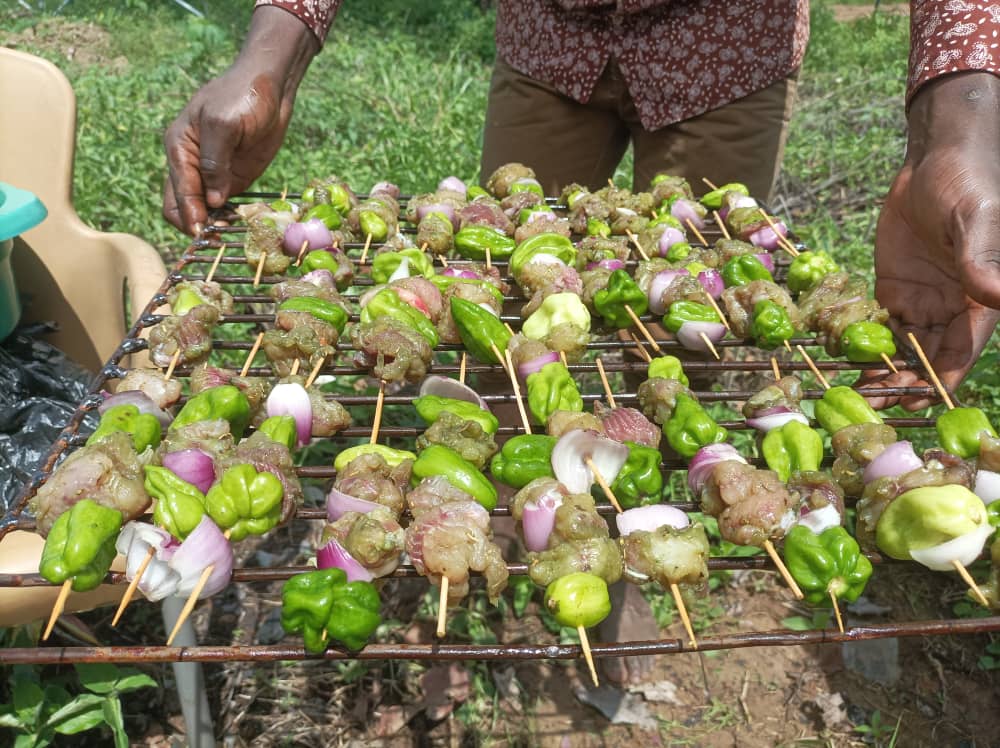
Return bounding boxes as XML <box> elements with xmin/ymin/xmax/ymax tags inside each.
<box><xmin>578</xmin><ymin>625</ymin><xmax>599</xmax><ymax>687</ymax></box>
<box><xmin>485</xmin><ymin>246</ymin><xmax>492</xmax><ymax>270</ymax></box>
<box><xmin>906</xmin><ymin>332</ymin><xmax>955</xmax><ymax>409</ymax></box>
<box><xmin>294</xmin><ymin>239</ymin><xmax>310</xmax><ymax>267</ymax></box>
<box><xmin>437</xmin><ymin>577</ymin><xmax>449</xmax><ymax>639</ymax></box>
<box><xmin>490</xmin><ymin>343</ymin><xmax>510</xmax><ymax>378</ymax></box>
<box><xmin>703</xmin><ymin>292</ymin><xmax>730</xmax><ymax>331</ymax></box>
<box><xmin>204</xmin><ymin>244</ymin><xmax>226</xmax><ymax>284</ymax></box>
<box><xmin>671</xmin><ymin>583</ymin><xmax>698</xmax><ymax>649</ymax></box>
<box><xmin>880</xmin><ymin>353</ymin><xmax>899</xmax><ymax>374</ymax></box>
<box><xmin>625</xmin><ymin>305</ymin><xmax>662</xmax><ymax>354</ymax></box>
<box><xmin>702</xmin><ymin>178</ymin><xmax>719</xmax><ymax>191</ymax></box>
<box><xmin>607</xmin><ymin>178</ymin><xmax>616</xmax><ymax>189</ymax></box>
<box><xmin>629</xmin><ymin>331</ymin><xmax>653</xmax><ymax>363</ymax></box>
<box><xmin>712</xmin><ymin>211</ymin><xmax>730</xmax><ymax>239</ymax></box>
<box><xmin>253</xmin><ymin>251</ymin><xmax>268</xmax><ymax>288</ymax></box>
<box><xmin>699</xmin><ymin>332</ymin><xmax>721</xmax><ymax>360</ymax></box>
<box><xmin>830</xmin><ymin>590</ymin><xmax>845</xmax><ymax>634</ymax></box>
<box><xmin>757</xmin><ymin>210</ymin><xmax>799</xmax><ymax>257</ymax></box>
<box><xmin>289</xmin><ymin>358</ymin><xmax>301</xmax><ymax>377</ymax></box>
<box><xmin>771</xmin><ymin>357</ymin><xmax>781</xmax><ymax>380</ymax></box>
<box><xmin>240</xmin><ymin>332</ymin><xmax>265</xmax><ymax>377</ymax></box>
<box><xmin>585</xmin><ymin>457</ymin><xmax>623</xmax><ymax>513</ymax></box>
<box><xmin>783</xmin><ymin>339</ymin><xmax>792</xmax><ymax>353</ymax></box>
<box><xmin>559</xmin><ymin>350</ymin><xmax>569</xmax><ymax>368</ymax></box>
<box><xmin>459</xmin><ymin>352</ymin><xmax>467</xmax><ymax>384</ymax></box>
<box><xmin>595</xmin><ymin>357</ymin><xmax>617</xmax><ymax>408</ymax></box>
<box><xmin>163</xmin><ymin>349</ymin><xmax>182</xmax><ymax>382</ymax></box>
<box><xmin>504</xmin><ymin>322</ymin><xmax>515</xmax><ymax>336</ymax></box>
<box><xmin>370</xmin><ymin>381</ymin><xmax>385</xmax><ymax>445</ymax></box>
<box><xmin>625</xmin><ymin>230</ymin><xmax>650</xmax><ymax>262</ymax></box>
<box><xmin>953</xmin><ymin>559</ymin><xmax>990</xmax><ymax>607</ymax></box>
<box><xmin>504</xmin><ymin>349</ymin><xmax>532</xmax><ymax>435</ymax></box>
<box><xmin>796</xmin><ymin>345</ymin><xmax>830</xmax><ymax>390</ymax></box>
<box><xmin>304</xmin><ymin>356</ymin><xmax>326</xmax><ymax>388</ymax></box>
<box><xmin>280</xmin><ymin>185</ymin><xmax>288</xmax><ymax>201</ymax></box>
<box><xmin>111</xmin><ymin>546</ymin><xmax>156</xmax><ymax>627</ymax></box>
<box><xmin>42</xmin><ymin>580</ymin><xmax>73</xmax><ymax>641</ymax></box>
<box><xmin>439</xmin><ymin>255</ymin><xmax>449</xmax><ymax>268</ymax></box>
<box><xmin>763</xmin><ymin>540</ymin><xmax>804</xmax><ymax>599</ymax></box>
<box><xmin>686</xmin><ymin>219</ymin><xmax>708</xmax><ymax>247</ymax></box>
<box><xmin>360</xmin><ymin>234</ymin><xmax>372</xmax><ymax>265</ymax></box>
<box><xmin>167</xmin><ymin>527</ymin><xmax>235</xmax><ymax>644</ymax></box>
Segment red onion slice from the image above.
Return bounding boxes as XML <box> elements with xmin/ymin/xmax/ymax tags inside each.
<box><xmin>116</xmin><ymin>522</ymin><xmax>181</xmax><ymax>603</ymax></box>
<box><xmin>670</xmin><ymin>199</ymin><xmax>704</xmax><ymax>230</ymax></box>
<box><xmin>795</xmin><ymin>504</ymin><xmax>842</xmax><ymax>534</ymax></box>
<box><xmin>974</xmin><ymin>469</ymin><xmax>1000</xmax><ymax>505</ymax></box>
<box><xmin>266</xmin><ymin>383</ymin><xmax>313</xmax><ymax>448</ymax></box>
<box><xmin>687</xmin><ymin>443</ymin><xmax>747</xmax><ymax>494</ymax></box>
<box><xmin>909</xmin><ymin>523</ymin><xmax>995</xmax><ymax>571</ymax></box>
<box><xmin>438</xmin><ymin>176</ymin><xmax>467</xmax><ymax>198</ymax></box>
<box><xmin>551</xmin><ymin>429</ymin><xmax>629</xmax><ymax>495</ymax></box>
<box><xmin>522</xmin><ymin>253</ymin><xmax>566</xmax><ymax>270</ymax></box>
<box><xmin>171</xmin><ymin>516</ymin><xmax>233</xmax><ymax>599</ymax></box>
<box><xmin>283</xmin><ymin>218</ymin><xmax>333</xmax><ymax>255</ymax></box>
<box><xmin>326</xmin><ymin>486</ymin><xmax>383</xmax><ymax>522</ymax></box>
<box><xmin>748</xmin><ymin>223</ymin><xmax>787</xmax><ymax>251</ymax></box>
<box><xmin>416</xmin><ymin>203</ymin><xmax>459</xmax><ymax>231</ymax></box>
<box><xmin>657</xmin><ymin>227</ymin><xmax>687</xmax><ymax>256</ymax></box>
<box><xmin>440</xmin><ymin>267</ymin><xmax>479</xmax><ymax>280</ymax></box>
<box><xmin>522</xmin><ymin>490</ymin><xmax>562</xmax><ymax>552</ymax></box>
<box><xmin>697</xmin><ymin>268</ymin><xmax>724</xmax><ymax>299</ymax></box>
<box><xmin>676</xmin><ymin>321</ymin><xmax>727</xmax><ymax>352</ymax></box>
<box><xmin>419</xmin><ymin>375</ymin><xmax>490</xmax><ymax>410</ymax></box>
<box><xmin>162</xmin><ymin>449</ymin><xmax>216</xmax><ymax>494</ymax></box>
<box><xmin>648</xmin><ymin>269</ymin><xmax>690</xmax><ymax>315</ymax></box>
<box><xmin>586</xmin><ymin>259</ymin><xmax>626</xmax><ymax>272</ymax></box>
<box><xmin>863</xmin><ymin>441</ymin><xmax>923</xmax><ymax>484</ymax></box>
<box><xmin>100</xmin><ymin>389</ymin><xmax>173</xmax><ymax>429</ymax></box>
<box><xmin>517</xmin><ymin>352</ymin><xmax>560</xmax><ymax>381</ymax></box>
<box><xmin>526</xmin><ymin>209</ymin><xmax>557</xmax><ymax>225</ymax></box>
<box><xmin>616</xmin><ymin>505</ymin><xmax>691</xmax><ymax>537</ymax></box>
<box><xmin>370</xmin><ymin>181</ymin><xmax>400</xmax><ymax>200</ymax></box>
<box><xmin>754</xmin><ymin>252</ymin><xmax>775</xmax><ymax>274</ymax></box>
<box><xmin>745</xmin><ymin>409</ymin><xmax>809</xmax><ymax>433</ymax></box>
<box><xmin>316</xmin><ymin>537</ymin><xmax>375</xmax><ymax>582</ymax></box>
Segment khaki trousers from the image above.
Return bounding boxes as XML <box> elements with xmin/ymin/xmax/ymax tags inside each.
<box><xmin>480</xmin><ymin>57</ymin><xmax>797</xmax><ymax>201</ymax></box>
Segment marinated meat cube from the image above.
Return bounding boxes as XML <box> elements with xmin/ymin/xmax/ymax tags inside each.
<box><xmin>415</xmin><ymin>411</ymin><xmax>498</xmax><ymax>470</ymax></box>
<box><xmin>622</xmin><ymin>524</ymin><xmax>710</xmax><ymax>588</ymax></box>
<box><xmin>148</xmin><ymin>305</ymin><xmax>219</xmax><ymax>368</ymax></box>
<box><xmin>116</xmin><ymin>368</ymin><xmax>182</xmax><ymax>409</ymax></box>
<box><xmin>700</xmin><ymin>461</ymin><xmax>797</xmax><ymax>547</ymax></box>
<box><xmin>323</xmin><ymin>508</ymin><xmax>404</xmax><ymax>578</ymax></box>
<box><xmin>350</xmin><ymin>316</ymin><xmax>433</xmax><ymax>385</ymax></box>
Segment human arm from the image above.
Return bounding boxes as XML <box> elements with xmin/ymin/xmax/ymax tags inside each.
<box><xmin>163</xmin><ymin>4</ymin><xmax>337</xmax><ymax>233</ymax></box>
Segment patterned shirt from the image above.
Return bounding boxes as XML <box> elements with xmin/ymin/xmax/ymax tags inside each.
<box><xmin>256</xmin><ymin>0</ymin><xmax>1000</xmax><ymax>128</ymax></box>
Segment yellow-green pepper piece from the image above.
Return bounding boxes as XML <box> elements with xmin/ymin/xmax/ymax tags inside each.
<box><xmin>87</xmin><ymin>404</ymin><xmax>161</xmax><ymax>453</ymax></box>
<box><xmin>784</xmin><ymin>525</ymin><xmax>872</xmax><ymax>606</ymax></box>
<box><xmin>664</xmin><ymin>394</ymin><xmax>727</xmax><ymax>459</ymax></box>
<box><xmin>761</xmin><ymin>421</ymin><xmax>823</xmax><ymax>483</ymax></box>
<box><xmin>525</xmin><ymin>362</ymin><xmax>583</xmax><ymax>425</ymax></box>
<box><xmin>38</xmin><ymin>499</ymin><xmax>122</xmax><ymax>592</ymax></box>
<box><xmin>204</xmin><ymin>464</ymin><xmax>284</xmax><ymax>542</ymax></box>
<box><xmin>170</xmin><ymin>385</ymin><xmax>251</xmax><ymax>440</ymax></box>
<box><xmin>280</xmin><ymin>568</ymin><xmax>381</xmax><ymax>653</ymax></box>
<box><xmin>414</xmin><ymin>395</ymin><xmax>499</xmax><ymax>435</ymax></box>
<box><xmin>594</xmin><ymin>270</ymin><xmax>648</xmax><ymax>329</ymax></box>
<box><xmin>146</xmin><ymin>465</ymin><xmax>206</xmax><ymax>541</ymax></box>
<box><xmin>334</xmin><ymin>444</ymin><xmax>416</xmax><ymax>472</ymax></box>
<box><xmin>544</xmin><ymin>572</ymin><xmax>612</xmax><ymax>628</ymax></box>
<box><xmin>936</xmin><ymin>407</ymin><xmax>998</xmax><ymax>459</ymax></box>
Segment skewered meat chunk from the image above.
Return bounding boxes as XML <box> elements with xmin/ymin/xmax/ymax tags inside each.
<box><xmin>158</xmin><ymin>418</ymin><xmax>235</xmax><ymax>465</ymax></box>
<box><xmin>405</xmin><ymin>477</ymin><xmax>509</xmax><ymax>604</ymax></box>
<box><xmin>650</xmin><ymin>175</ymin><xmax>694</xmax><ymax>205</ymax></box>
<box><xmin>485</xmin><ymin>162</ymin><xmax>535</xmax><ymax>199</ymax></box>
<box><xmin>219</xmin><ymin>430</ymin><xmax>303</xmax><ymax>524</ymax></box>
<box><xmin>392</xmin><ymin>278</ymin><xmax>444</xmax><ymax>325</ymax></box>
<box><xmin>610</xmin><ymin>210</ymin><xmax>649</xmax><ymax>237</ymax></box>
<box><xmin>721</xmin><ymin>280</ymin><xmax>800</xmax><ymax>339</ymax></box>
<box><xmin>568</xmin><ymin>193</ymin><xmax>612</xmax><ymax>234</ymax></box>
<box><xmin>814</xmin><ymin>299</ymin><xmax>889</xmax><ymax>357</ymax></box>
<box><xmin>274</xmin><ymin>310</ymin><xmax>340</xmax><ymax>346</ymax></box>
<box><xmin>334</xmin><ymin>452</ymin><xmax>413</xmax><ymax>518</ymax></box>
<box><xmin>700</xmin><ymin>461</ymin><xmax>797</xmax><ymax>547</ymax></box>
<box><xmin>713</xmin><ymin>238</ymin><xmax>757</xmax><ymax>264</ymax></box>
<box><xmin>459</xmin><ymin>198</ymin><xmax>515</xmax><ymax>235</ymax></box>
<box><xmin>580</xmin><ymin>268</ymin><xmax>614</xmax><ymax>309</ymax></box>
<box><xmin>514</xmin><ymin>215</ymin><xmax>572</xmax><ymax>244</ymax></box>
<box><xmin>521</xmin><ymin>266</ymin><xmax>584</xmax><ymax>317</ymax></box>
<box><xmin>148</xmin><ymin>305</ymin><xmax>219</xmax><ymax>368</ymax></box>
<box><xmin>543</xmin><ymin>322</ymin><xmax>589</xmax><ymax>363</ymax></box>
<box><xmin>323</xmin><ymin>508</ymin><xmax>405</xmax><ymax>578</ymax></box>
<box><xmin>406</xmin><ymin>474</ymin><xmax>470</xmax><ymax>517</ymax></box>
<box><xmin>797</xmin><ymin>273</ymin><xmax>868</xmax><ymax>329</ymax></box>
<box><xmin>270</xmin><ymin>278</ymin><xmax>342</xmax><ymax>305</ymax></box>
<box><xmin>305</xmin><ymin>175</ymin><xmax>358</xmax><ymax>212</ymax></box>
<box><xmin>416</xmin><ymin>411</ymin><xmax>498</xmax><ymax>470</ymax></box>
<box><xmin>501</xmin><ymin>190</ymin><xmax>543</xmax><ymax>217</ymax></box>
<box><xmin>169</xmin><ymin>280</ymin><xmax>234</xmax><ymax>315</ymax></box>
<box><xmin>417</xmin><ymin>212</ymin><xmax>454</xmax><ymax>255</ymax></box>
<box><xmin>326</xmin><ymin>247</ymin><xmax>356</xmax><ymax>290</ymax></box>
<box><xmin>116</xmin><ymin>368</ymin><xmax>182</xmax><ymax>409</ymax></box>
<box><xmin>507</xmin><ymin>334</ymin><xmax>551</xmax><ymax>371</ymax></box>
<box><xmin>634</xmin><ymin>258</ymin><xmax>672</xmax><ymax>296</ymax></box>
<box><xmin>831</xmin><ymin>423</ymin><xmax>897</xmax><ymax>497</ymax></box>
<box><xmin>30</xmin><ymin>432</ymin><xmax>152</xmax><ymax>536</ymax></box>
<box><xmin>347</xmin><ymin>194</ymin><xmax>400</xmax><ymax>237</ymax></box>
<box><xmin>622</xmin><ymin>524</ymin><xmax>710</xmax><ymax>588</ymax></box>
<box><xmin>350</xmin><ymin>316</ymin><xmax>433</xmax><ymax>385</ymax></box>
<box><xmin>546</xmin><ymin>410</ymin><xmax>604</xmax><ymax>438</ymax></box>
<box><xmin>638</xmin><ymin>377</ymin><xmax>692</xmax><ymax>426</ymax></box>
<box><xmin>979</xmin><ymin>433</ymin><xmax>1000</xmax><ymax>472</ymax></box>
<box><xmin>245</xmin><ymin>214</ymin><xmax>291</xmax><ymax>275</ymax></box>
<box><xmin>742</xmin><ymin>376</ymin><xmax>804</xmax><ymax>419</ymax></box>
<box><xmin>594</xmin><ymin>402</ymin><xmax>661</xmax><ymax>449</ymax></box>
<box><xmin>529</xmin><ymin>537</ymin><xmax>624</xmax><ymax>587</ymax></box>
<box><xmin>189</xmin><ymin>365</ymin><xmax>270</xmax><ymax>414</ymax></box>
<box><xmin>598</xmin><ymin>185</ymin><xmax>655</xmax><ymax>215</ymax></box>
<box><xmin>787</xmin><ymin>471</ymin><xmax>845</xmax><ymax>519</ymax></box>
<box><xmin>262</xmin><ymin>328</ymin><xmax>334</xmax><ymax>378</ymax></box>
<box><xmin>404</xmin><ymin>190</ymin><xmax>466</xmax><ymax>224</ymax></box>
<box><xmin>659</xmin><ymin>273</ymin><xmax>707</xmax><ymax>311</ymax></box>
<box><xmin>574</xmin><ymin>236</ymin><xmax>630</xmax><ymax>271</ymax></box>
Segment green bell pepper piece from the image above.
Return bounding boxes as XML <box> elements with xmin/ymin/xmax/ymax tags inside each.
<box><xmin>876</xmin><ymin>485</ymin><xmax>990</xmax><ymax>560</ymax></box>
<box><xmin>525</xmin><ymin>362</ymin><xmax>583</xmax><ymax>425</ymax></box>
<box><xmin>840</xmin><ymin>321</ymin><xmax>896</xmax><ymax>363</ymax></box>
<box><xmin>302</xmin><ymin>203</ymin><xmax>342</xmax><ymax>230</ymax></box>
<box><xmin>171</xmin><ymin>287</ymin><xmax>205</xmax><ymax>316</ymax></box>
<box><xmin>509</xmin><ymin>233</ymin><xmax>577</xmax><ymax>278</ymax></box>
<box><xmin>334</xmin><ymin>444</ymin><xmax>415</xmax><ymax>472</ymax></box>
<box><xmin>786</xmin><ymin>250</ymin><xmax>840</xmax><ymax>294</ymax></box>
<box><xmin>509</xmin><ymin>178</ymin><xmax>544</xmax><ymax>198</ymax></box>
<box><xmin>663</xmin><ymin>300</ymin><xmax>719</xmax><ymax>333</ymax></box>
<box><xmin>281</xmin><ymin>568</ymin><xmax>381</xmax><ymax>653</ymax></box>
<box><xmin>453</xmin><ymin>225</ymin><xmax>516</xmax><ymax>261</ymax></box>
<box><xmin>87</xmin><ymin>404</ymin><xmax>161</xmax><ymax>453</ymax></box>
<box><xmin>701</xmin><ymin>183</ymin><xmax>749</xmax><ymax>210</ymax></box>
<box><xmin>170</xmin><ymin>385</ymin><xmax>251</xmax><ymax>440</ymax></box>
<box><xmin>544</xmin><ymin>572</ymin><xmax>612</xmax><ymax>628</ymax></box>
<box><xmin>204</xmin><ymin>464</ymin><xmax>284</xmax><ymax>542</ymax></box>
<box><xmin>361</xmin><ymin>288</ymin><xmax>439</xmax><ymax>348</ymax></box>
<box><xmin>814</xmin><ymin>386</ymin><xmax>882</xmax><ymax>434</ymax></box>
<box><xmin>720</xmin><ymin>254</ymin><xmax>773</xmax><ymax>287</ymax></box>
<box><xmin>277</xmin><ymin>296</ymin><xmax>348</xmax><ymax>334</ymax></box>
<box><xmin>522</xmin><ymin>292</ymin><xmax>591</xmax><ymax>340</ymax></box>
<box><xmin>647</xmin><ymin>355</ymin><xmax>689</xmax><ymax>386</ymax></box>
<box><xmin>651</xmin><ymin>214</ymin><xmax>683</xmax><ymax>231</ymax></box>
<box><xmin>761</xmin><ymin>421</ymin><xmax>823</xmax><ymax>482</ymax></box>
<box><xmin>303</xmin><ymin>180</ymin><xmax>352</xmax><ymax>214</ymax></box>
<box><xmin>611</xmin><ymin>442</ymin><xmax>664</xmax><ymax>508</ymax></box>
<box><xmin>466</xmin><ymin>185</ymin><xmax>489</xmax><ymax>200</ymax></box>
<box><xmin>359</xmin><ymin>210</ymin><xmax>388</xmax><ymax>243</ymax></box>
<box><xmin>936</xmin><ymin>406</ymin><xmax>998</xmax><ymax>460</ymax></box>
<box><xmin>751</xmin><ymin>300</ymin><xmax>795</xmax><ymax>350</ymax></box>
<box><xmin>489</xmin><ymin>434</ymin><xmax>557</xmax><ymax>488</ymax></box>
<box><xmin>300</xmin><ymin>249</ymin><xmax>339</xmax><ymax>276</ymax></box>
<box><xmin>587</xmin><ymin>217</ymin><xmax>612</xmax><ymax>238</ymax></box>
<box><xmin>414</xmin><ymin>395</ymin><xmax>499</xmax><ymax>435</ymax></box>
<box><xmin>38</xmin><ymin>499</ymin><xmax>122</xmax><ymax>592</ymax></box>
<box><xmin>371</xmin><ymin>248</ymin><xmax>435</xmax><ymax>284</ymax></box>
<box><xmin>784</xmin><ymin>525</ymin><xmax>873</xmax><ymax>606</ymax></box>
<box><xmin>258</xmin><ymin>415</ymin><xmax>297</xmax><ymax>450</ymax></box>
<box><xmin>146</xmin><ymin>465</ymin><xmax>206</xmax><ymax>540</ymax></box>
<box><xmin>594</xmin><ymin>269</ymin><xmax>648</xmax><ymax>329</ymax></box>
<box><xmin>664</xmin><ymin>394</ymin><xmax>728</xmax><ymax>459</ymax></box>
<box><xmin>665</xmin><ymin>241</ymin><xmax>692</xmax><ymax>262</ymax></box>
<box><xmin>411</xmin><ymin>444</ymin><xmax>498</xmax><ymax>511</ymax></box>
<box><xmin>450</xmin><ymin>296</ymin><xmax>511</xmax><ymax>364</ymax></box>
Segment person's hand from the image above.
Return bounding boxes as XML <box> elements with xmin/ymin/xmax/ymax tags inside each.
<box><xmin>865</xmin><ymin>72</ymin><xmax>1000</xmax><ymax>410</ymax></box>
<box><xmin>163</xmin><ymin>8</ymin><xmax>319</xmax><ymax>234</ymax></box>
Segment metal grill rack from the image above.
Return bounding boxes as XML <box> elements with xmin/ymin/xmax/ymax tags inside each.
<box><xmin>3</xmin><ymin>193</ymin><xmax>1000</xmax><ymax>666</ymax></box>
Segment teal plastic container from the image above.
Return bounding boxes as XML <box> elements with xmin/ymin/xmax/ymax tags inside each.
<box><xmin>0</xmin><ymin>183</ymin><xmax>47</xmax><ymax>341</ymax></box>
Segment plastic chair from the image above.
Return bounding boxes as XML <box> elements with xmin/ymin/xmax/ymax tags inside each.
<box><xmin>0</xmin><ymin>48</ymin><xmax>215</xmax><ymax>747</ymax></box>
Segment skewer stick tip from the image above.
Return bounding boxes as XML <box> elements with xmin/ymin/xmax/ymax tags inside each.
<box><xmin>370</xmin><ymin>381</ymin><xmax>385</xmax><ymax>445</ymax></box>
<box><xmin>763</xmin><ymin>540</ymin><xmax>804</xmax><ymax>599</ymax></box>
<box><xmin>770</xmin><ymin>357</ymin><xmax>782</xmax><ymax>381</ymax></box>
<box><xmin>952</xmin><ymin>559</ymin><xmax>990</xmax><ymax>607</ymax></box>
<box><xmin>304</xmin><ymin>355</ymin><xmax>326</xmax><ymax>389</ymax></box>
<box><xmin>702</xmin><ymin>177</ymin><xmax>719</xmax><ymax>191</ymax></box>
<box><xmin>577</xmin><ymin>624</ymin><xmax>599</xmax><ymax>687</ymax></box>
<box><xmin>625</xmin><ymin>305</ymin><xmax>662</xmax><ymax>353</ymax></box>
<box><xmin>670</xmin><ymin>583</ymin><xmax>698</xmax><ymax>649</ymax></box>
<box><xmin>459</xmin><ymin>352</ymin><xmax>467</xmax><ymax>384</ymax></box>
<box><xmin>253</xmin><ymin>251</ymin><xmax>268</xmax><ymax>288</ymax></box>
<box><xmin>485</xmin><ymin>245</ymin><xmax>492</xmax><ymax>270</ymax></box>
<box><xmin>436</xmin><ymin>577</ymin><xmax>449</xmax><ymax>639</ymax></box>
<box><xmin>166</xmin><ymin>565</ymin><xmax>213</xmax><ymax>646</ymax></box>
<box><xmin>830</xmin><ymin>590</ymin><xmax>845</xmax><ymax>634</ymax></box>
<box><xmin>796</xmin><ymin>344</ymin><xmax>830</xmax><ymax>390</ymax></box>
<box><xmin>699</xmin><ymin>332</ymin><xmax>721</xmax><ymax>360</ymax></box>
<box><xmin>294</xmin><ymin>239</ymin><xmax>310</xmax><ymax>266</ymax></box>
<box><xmin>907</xmin><ymin>332</ymin><xmax>955</xmax><ymax>409</ymax></box>
<box><xmin>595</xmin><ymin>357</ymin><xmax>617</xmax><ymax>409</ymax></box>
<box><xmin>42</xmin><ymin>580</ymin><xmax>73</xmax><ymax>641</ymax></box>
<box><xmin>204</xmin><ymin>244</ymin><xmax>226</xmax><ymax>284</ymax></box>
<box><xmin>712</xmin><ymin>210</ymin><xmax>731</xmax><ymax>240</ymax></box>
<box><xmin>240</xmin><ymin>331</ymin><xmax>265</xmax><ymax>377</ymax></box>
<box><xmin>504</xmin><ymin>348</ymin><xmax>533</xmax><ymax>435</ymax></box>
<box><xmin>629</xmin><ymin>331</ymin><xmax>653</xmax><ymax>363</ymax></box>
<box><xmin>163</xmin><ymin>348</ymin><xmax>182</xmax><ymax>382</ymax></box>
<box><xmin>880</xmin><ymin>352</ymin><xmax>899</xmax><ymax>375</ymax></box>
<box><xmin>686</xmin><ymin>219</ymin><xmax>708</xmax><ymax>247</ymax></box>
<box><xmin>112</xmin><ymin>546</ymin><xmax>156</xmax><ymax>627</ymax></box>
<box><xmin>586</xmin><ymin>456</ymin><xmax>623</xmax><ymax>513</ymax></box>
<box><xmin>360</xmin><ymin>234</ymin><xmax>372</xmax><ymax>265</ymax></box>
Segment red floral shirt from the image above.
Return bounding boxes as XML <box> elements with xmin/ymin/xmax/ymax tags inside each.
<box><xmin>256</xmin><ymin>0</ymin><xmax>1000</xmax><ymax>127</ymax></box>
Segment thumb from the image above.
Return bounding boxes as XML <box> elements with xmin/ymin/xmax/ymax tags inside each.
<box><xmin>956</xmin><ymin>199</ymin><xmax>1000</xmax><ymax>309</ymax></box>
<box><xmin>197</xmin><ymin>114</ymin><xmax>240</xmax><ymax>208</ymax></box>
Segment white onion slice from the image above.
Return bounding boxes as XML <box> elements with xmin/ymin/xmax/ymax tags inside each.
<box><xmin>526</xmin><ymin>209</ymin><xmax>557</xmax><ymax>224</ymax></box>
<box><xmin>657</xmin><ymin>227</ymin><xmax>687</xmax><ymax>256</ymax></box>
<box><xmin>863</xmin><ymin>441</ymin><xmax>923</xmax><ymax>484</ymax></box>
<box><xmin>551</xmin><ymin>429</ymin><xmax>629</xmax><ymax>495</ymax></box>
<box><xmin>416</xmin><ymin>202</ymin><xmax>459</xmax><ymax>231</ymax></box>
<box><xmin>745</xmin><ymin>410</ymin><xmax>809</xmax><ymax>433</ymax></box>
<box><xmin>438</xmin><ymin>176</ymin><xmax>467</xmax><ymax>198</ymax></box>
<box><xmin>909</xmin><ymin>523</ymin><xmax>995</xmax><ymax>571</ymax></box>
<box><xmin>687</xmin><ymin>443</ymin><xmax>747</xmax><ymax>494</ymax></box>
<box><xmin>974</xmin><ymin>469</ymin><xmax>1000</xmax><ymax>505</ymax></box>
<box><xmin>795</xmin><ymin>504</ymin><xmax>841</xmax><ymax>534</ymax></box>
<box><xmin>171</xmin><ymin>517</ymin><xmax>233</xmax><ymax>599</ymax></box>
<box><xmin>266</xmin><ymin>383</ymin><xmax>313</xmax><ymax>447</ymax></box>
<box><xmin>648</xmin><ymin>269</ymin><xmax>690</xmax><ymax>316</ymax></box>
<box><xmin>676</xmin><ymin>321</ymin><xmax>727</xmax><ymax>352</ymax></box>
<box><xmin>359</xmin><ymin>284</ymin><xmax>387</xmax><ymax>309</ymax></box>
<box><xmin>116</xmin><ymin>522</ymin><xmax>181</xmax><ymax>603</ymax></box>
<box><xmin>419</xmin><ymin>375</ymin><xmax>490</xmax><ymax>409</ymax></box>
<box><xmin>301</xmin><ymin>269</ymin><xmax>336</xmax><ymax>288</ymax></box>
<box><xmin>316</xmin><ymin>537</ymin><xmax>375</xmax><ymax>582</ymax></box>
<box><xmin>326</xmin><ymin>486</ymin><xmax>383</xmax><ymax>522</ymax></box>
<box><xmin>615</xmin><ymin>207</ymin><xmax>638</xmax><ymax>218</ymax></box>
<box><xmin>522</xmin><ymin>490</ymin><xmax>562</xmax><ymax>552</ymax></box>
<box><xmin>524</xmin><ymin>253</ymin><xmax>566</xmax><ymax>269</ymax></box>
<box><xmin>670</xmin><ymin>200</ymin><xmax>704</xmax><ymax>230</ymax></box>
<box><xmin>616</xmin><ymin>505</ymin><xmax>690</xmax><ymax>537</ymax></box>
<box><xmin>388</xmin><ymin>256</ymin><xmax>411</xmax><ymax>282</ymax></box>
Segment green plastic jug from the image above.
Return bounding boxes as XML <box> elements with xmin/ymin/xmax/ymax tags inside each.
<box><xmin>0</xmin><ymin>183</ymin><xmax>47</xmax><ymax>341</ymax></box>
